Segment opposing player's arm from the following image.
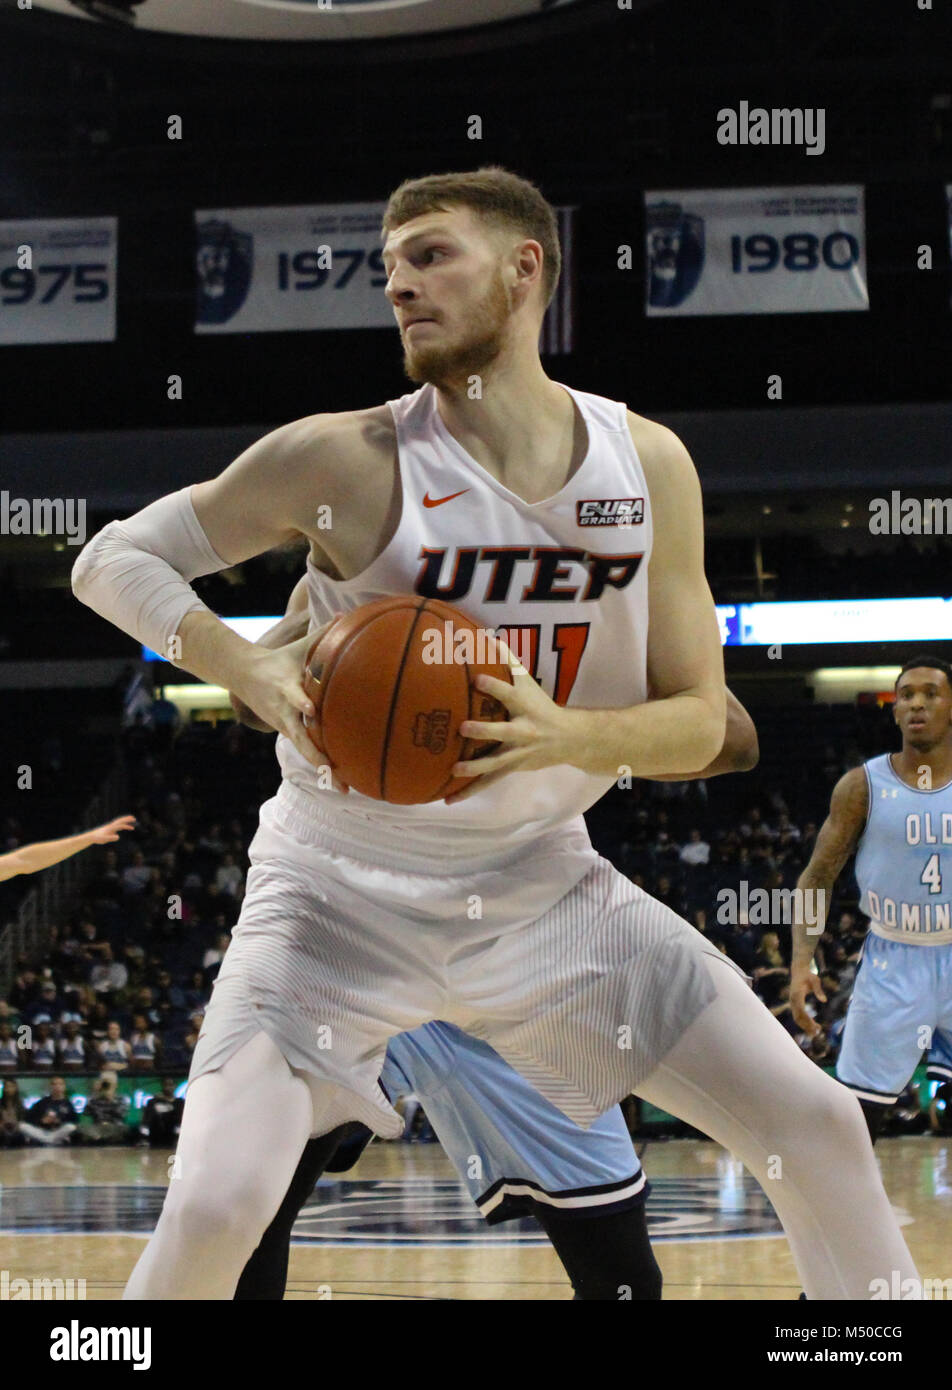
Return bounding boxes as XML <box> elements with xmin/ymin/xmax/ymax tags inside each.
<box><xmin>789</xmin><ymin>767</ymin><xmax>869</xmax><ymax>1035</ymax></box>
<box><xmin>0</xmin><ymin>816</ymin><xmax>136</xmax><ymax>883</ymax></box>
<box><xmin>644</xmin><ymin>687</ymin><xmax>758</xmax><ymax>781</ymax></box>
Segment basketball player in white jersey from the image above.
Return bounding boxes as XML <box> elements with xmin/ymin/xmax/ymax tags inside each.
<box><xmin>792</xmin><ymin>656</ymin><xmax>952</xmax><ymax>1145</ymax></box>
<box><xmin>230</xmin><ymin>575</ymin><xmax>759</xmax><ymax>1301</ymax></box>
<box><xmin>0</xmin><ymin>816</ymin><xmax>135</xmax><ymax>883</ymax></box>
<box><xmin>72</xmin><ymin>167</ymin><xmax>917</xmax><ymax>1299</ymax></box>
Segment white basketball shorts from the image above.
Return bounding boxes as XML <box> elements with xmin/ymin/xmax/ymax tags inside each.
<box><xmin>190</xmin><ymin>781</ymin><xmax>724</xmax><ymax>1138</ymax></box>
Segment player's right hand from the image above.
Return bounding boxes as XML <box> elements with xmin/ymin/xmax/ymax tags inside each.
<box><xmin>230</xmin><ymin>630</ymin><xmax>350</xmax><ymax>793</ymax></box>
<box><xmin>790</xmin><ymin>966</ymin><xmax>827</xmax><ymax>1038</ymax></box>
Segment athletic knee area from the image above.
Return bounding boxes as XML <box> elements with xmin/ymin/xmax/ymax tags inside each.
<box><xmin>817</xmin><ymin>1075</ymin><xmax>871</xmax><ymax>1143</ymax></box>
<box><xmin>775</xmin><ymin>1075</ymin><xmax>872</xmax><ymax>1176</ymax></box>
<box><xmin>162</xmin><ymin>1174</ymin><xmax>281</xmax><ymax>1254</ymax></box>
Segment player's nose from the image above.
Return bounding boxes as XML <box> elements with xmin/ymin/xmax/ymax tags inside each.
<box><xmin>385</xmin><ymin>266</ymin><xmax>420</xmax><ymax>306</ymax></box>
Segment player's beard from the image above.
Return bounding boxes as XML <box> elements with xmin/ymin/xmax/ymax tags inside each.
<box><xmin>403</xmin><ymin>270</ymin><xmax>511</xmax><ymax>388</ymax></box>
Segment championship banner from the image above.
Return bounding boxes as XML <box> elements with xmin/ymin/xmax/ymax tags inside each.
<box><xmin>644</xmin><ymin>186</ymin><xmax>868</xmax><ymax>317</ymax></box>
<box><xmin>0</xmin><ymin>217</ymin><xmax>117</xmax><ymax>345</ymax></box>
<box><xmin>194</xmin><ymin>201</ymin><xmax>575</xmax><ymax>351</ymax></box>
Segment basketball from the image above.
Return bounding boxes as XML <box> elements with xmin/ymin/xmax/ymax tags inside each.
<box><xmin>301</xmin><ymin>596</ymin><xmax>514</xmax><ymax>803</ymax></box>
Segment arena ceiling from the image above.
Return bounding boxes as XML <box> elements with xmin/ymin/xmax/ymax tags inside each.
<box><xmin>31</xmin><ymin>0</ymin><xmax>616</xmax><ymax>42</ymax></box>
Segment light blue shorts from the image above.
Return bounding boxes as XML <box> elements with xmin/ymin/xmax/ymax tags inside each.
<box><xmin>382</xmin><ymin>1021</ymin><xmax>645</xmax><ymax>1224</ymax></box>
<box><xmin>836</xmin><ymin>934</ymin><xmax>952</xmax><ymax>1103</ymax></box>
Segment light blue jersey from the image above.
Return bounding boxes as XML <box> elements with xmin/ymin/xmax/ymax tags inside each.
<box><xmin>837</xmin><ymin>753</ymin><xmax>952</xmax><ymax>1102</ymax></box>
<box><xmin>855</xmin><ymin>754</ymin><xmax>952</xmax><ymax>945</ymax></box>
<box><xmin>381</xmin><ymin>1022</ymin><xmax>645</xmax><ymax>1223</ymax></box>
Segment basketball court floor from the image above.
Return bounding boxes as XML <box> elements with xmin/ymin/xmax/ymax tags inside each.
<box><xmin>1</xmin><ymin>1136</ymin><xmax>949</xmax><ymax>1300</ymax></box>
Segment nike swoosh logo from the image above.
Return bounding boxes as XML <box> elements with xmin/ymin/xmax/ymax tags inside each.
<box><xmin>423</xmin><ymin>489</ymin><xmax>471</xmax><ymax>508</ymax></box>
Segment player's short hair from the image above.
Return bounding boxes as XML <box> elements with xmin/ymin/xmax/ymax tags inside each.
<box><xmin>382</xmin><ymin>166</ymin><xmax>562</xmax><ymax>308</ymax></box>
<box><xmin>895</xmin><ymin>655</ymin><xmax>952</xmax><ymax>692</ymax></box>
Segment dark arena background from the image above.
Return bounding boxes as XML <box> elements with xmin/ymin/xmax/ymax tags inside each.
<box><xmin>0</xmin><ymin>0</ymin><xmax>950</xmax><ymax>1358</ymax></box>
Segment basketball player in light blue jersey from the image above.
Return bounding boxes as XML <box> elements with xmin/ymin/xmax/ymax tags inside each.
<box><xmin>792</xmin><ymin>655</ymin><xmax>952</xmax><ymax>1143</ymax></box>
<box><xmin>230</xmin><ymin>576</ymin><xmax>760</xmax><ymax>1300</ymax></box>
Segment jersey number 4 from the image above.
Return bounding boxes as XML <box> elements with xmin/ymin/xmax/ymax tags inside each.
<box><xmin>921</xmin><ymin>853</ymin><xmax>943</xmax><ymax>895</ymax></box>
<box><xmin>495</xmin><ymin>624</ymin><xmax>590</xmax><ymax>706</ymax></box>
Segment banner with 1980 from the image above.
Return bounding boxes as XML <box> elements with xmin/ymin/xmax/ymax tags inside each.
<box><xmin>644</xmin><ymin>186</ymin><xmax>868</xmax><ymax>317</ymax></box>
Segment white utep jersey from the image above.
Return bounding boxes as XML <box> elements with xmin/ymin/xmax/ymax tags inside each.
<box><xmin>276</xmin><ymin>381</ymin><xmax>651</xmax><ymax>856</ymax></box>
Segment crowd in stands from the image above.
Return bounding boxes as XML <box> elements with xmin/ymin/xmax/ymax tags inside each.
<box><xmin>0</xmin><ymin>693</ymin><xmax>948</xmax><ymax>1145</ymax></box>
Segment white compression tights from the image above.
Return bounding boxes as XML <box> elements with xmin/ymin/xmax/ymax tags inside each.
<box><xmin>635</xmin><ymin>954</ymin><xmax>919</xmax><ymax>1300</ymax></box>
<box><xmin>124</xmin><ymin>1031</ymin><xmax>320</xmax><ymax>1300</ymax></box>
<box><xmin>124</xmin><ymin>959</ymin><xmax>919</xmax><ymax>1301</ymax></box>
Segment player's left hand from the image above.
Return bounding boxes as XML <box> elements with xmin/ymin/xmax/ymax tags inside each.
<box><xmin>444</xmin><ymin>643</ymin><xmax>575</xmax><ymax>804</ymax></box>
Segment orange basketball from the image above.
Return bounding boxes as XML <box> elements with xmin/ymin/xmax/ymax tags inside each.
<box><xmin>302</xmin><ymin>596</ymin><xmax>514</xmax><ymax>804</ymax></box>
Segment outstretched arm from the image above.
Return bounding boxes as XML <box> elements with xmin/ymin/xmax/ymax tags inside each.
<box><xmin>0</xmin><ymin>815</ymin><xmax>136</xmax><ymax>882</ymax></box>
<box><xmin>790</xmin><ymin>767</ymin><xmax>868</xmax><ymax>1036</ymax></box>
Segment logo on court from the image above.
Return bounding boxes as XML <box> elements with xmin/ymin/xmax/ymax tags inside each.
<box><xmin>196</xmin><ymin>219</ymin><xmax>253</xmax><ymax>325</ymax></box>
<box><xmin>286</xmin><ymin>1175</ymin><xmax>784</xmax><ymax>1247</ymax></box>
<box><xmin>0</xmin><ymin>1179</ymin><xmax>784</xmax><ymax>1251</ymax></box>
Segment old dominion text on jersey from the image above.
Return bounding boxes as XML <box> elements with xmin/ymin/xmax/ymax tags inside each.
<box><xmin>855</xmin><ymin>755</ymin><xmax>952</xmax><ymax>944</ymax></box>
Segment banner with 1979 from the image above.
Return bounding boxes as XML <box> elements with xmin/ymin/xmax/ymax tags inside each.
<box><xmin>194</xmin><ymin>203</ymin><xmax>392</xmax><ymax>334</ymax></box>
<box><xmin>643</xmin><ymin>186</ymin><xmax>868</xmax><ymax>317</ymax></box>
<box><xmin>193</xmin><ymin>201</ymin><xmax>575</xmax><ymax>351</ymax></box>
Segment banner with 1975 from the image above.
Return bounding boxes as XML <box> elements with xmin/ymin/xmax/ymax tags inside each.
<box><xmin>0</xmin><ymin>217</ymin><xmax>117</xmax><ymax>344</ymax></box>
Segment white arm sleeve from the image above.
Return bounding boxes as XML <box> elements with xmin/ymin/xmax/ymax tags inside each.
<box><xmin>71</xmin><ymin>486</ymin><xmax>233</xmax><ymax>659</ymax></box>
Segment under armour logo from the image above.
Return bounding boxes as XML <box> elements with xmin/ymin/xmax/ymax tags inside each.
<box><xmin>871</xmin><ymin>957</ymin><xmax>888</xmax><ymax>970</ymax></box>
<box><xmin>880</xmin><ymin>788</ymin><xmax>898</xmax><ymax>798</ymax></box>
